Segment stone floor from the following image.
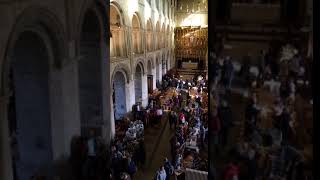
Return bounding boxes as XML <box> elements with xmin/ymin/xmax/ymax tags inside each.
<box><xmin>135</xmin><ymin>113</ymin><xmax>175</xmax><ymax>179</ymax></box>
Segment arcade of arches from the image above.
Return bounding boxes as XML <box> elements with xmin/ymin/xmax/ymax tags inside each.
<box><xmin>0</xmin><ymin>0</ymin><xmax>179</xmax><ymax>179</ymax></box>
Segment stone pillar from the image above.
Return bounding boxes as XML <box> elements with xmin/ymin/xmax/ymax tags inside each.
<box><xmin>152</xmin><ymin>67</ymin><xmax>157</xmax><ymax>90</ymax></box>
<box><xmin>109</xmin><ymin>92</ymin><xmax>115</xmax><ymax>139</ymax></box>
<box><xmin>159</xmin><ymin>63</ymin><xmax>163</xmax><ymax>82</ymax></box>
<box><xmin>100</xmin><ymin>40</ymin><xmax>111</xmax><ymax>144</ymax></box>
<box><xmin>0</xmin><ymin>95</ymin><xmax>13</xmax><ymax>180</ymax></box>
<box><xmin>126</xmin><ymin>79</ymin><xmax>135</xmax><ymax>111</ymax></box>
<box><xmin>60</xmin><ymin>60</ymin><xmax>81</xmax><ymax>156</ymax></box>
<box><xmin>50</xmin><ymin>67</ymin><xmax>67</xmax><ymax>160</ymax></box>
<box><xmin>141</xmin><ymin>74</ymin><xmax>148</xmax><ymax>107</ymax></box>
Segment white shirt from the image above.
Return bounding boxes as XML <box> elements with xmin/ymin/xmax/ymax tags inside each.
<box><xmin>157</xmin><ymin>109</ymin><xmax>163</xmax><ymax>116</ymax></box>
<box><xmin>87</xmin><ymin>138</ymin><xmax>96</xmax><ymax>156</ymax></box>
<box><xmin>158</xmin><ymin>170</ymin><xmax>167</xmax><ymax>180</ymax></box>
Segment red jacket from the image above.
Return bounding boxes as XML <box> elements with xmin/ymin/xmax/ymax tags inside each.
<box><xmin>224</xmin><ymin>164</ymin><xmax>239</xmax><ymax>180</ymax></box>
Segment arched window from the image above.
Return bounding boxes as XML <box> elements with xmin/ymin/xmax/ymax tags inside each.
<box><xmin>110</xmin><ymin>4</ymin><xmax>126</xmax><ymax>57</ymax></box>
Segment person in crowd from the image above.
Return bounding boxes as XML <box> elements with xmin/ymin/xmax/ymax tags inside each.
<box><xmin>288</xmin><ymin>53</ymin><xmax>301</xmax><ymax>80</ymax></box>
<box><xmin>244</xmin><ymin>94</ymin><xmax>260</xmax><ymax>138</ymax></box>
<box><xmin>127</xmin><ymin>157</ymin><xmax>137</xmax><ymax>179</ymax></box>
<box><xmin>120</xmin><ymin>172</ymin><xmax>131</xmax><ymax>180</ymax></box>
<box><xmin>218</xmin><ymin>100</ymin><xmax>233</xmax><ymax>146</ymax></box>
<box><xmin>210</xmin><ymin>109</ymin><xmax>221</xmax><ymax>154</ymax></box>
<box><xmin>155</xmin><ymin>166</ymin><xmax>167</xmax><ymax>180</ymax></box>
<box><xmin>223</xmin><ymin>160</ymin><xmax>240</xmax><ymax>180</ymax></box>
<box><xmin>222</xmin><ymin>56</ymin><xmax>234</xmax><ymax>92</ymax></box>
<box><xmin>164</xmin><ymin>158</ymin><xmax>174</xmax><ymax>180</ymax></box>
<box><xmin>85</xmin><ymin>129</ymin><xmax>98</xmax><ymax>179</ymax></box>
<box><xmin>156</xmin><ymin>106</ymin><xmax>163</xmax><ymax>124</ymax></box>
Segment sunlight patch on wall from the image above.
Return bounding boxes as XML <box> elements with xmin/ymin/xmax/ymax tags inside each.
<box><xmin>144</xmin><ymin>1</ymin><xmax>152</xmax><ymax>20</ymax></box>
<box><xmin>127</xmin><ymin>0</ymin><xmax>139</xmax><ymax>20</ymax></box>
<box><xmin>180</xmin><ymin>14</ymin><xmax>207</xmax><ymax>27</ymax></box>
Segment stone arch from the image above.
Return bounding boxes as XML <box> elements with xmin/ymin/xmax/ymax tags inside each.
<box><xmin>1</xmin><ymin>7</ymin><xmax>67</xmax><ymax>180</ymax></box>
<box><xmin>156</xmin><ymin>21</ymin><xmax>161</xmax><ymax>49</ymax></box>
<box><xmin>77</xmin><ymin>0</ymin><xmax>108</xmax><ymax>53</ymax></box>
<box><xmin>78</xmin><ymin>3</ymin><xmax>108</xmax><ymax>136</ymax></box>
<box><xmin>1</xmin><ymin>7</ymin><xmax>67</xmax><ymax>96</ymax></box>
<box><xmin>147</xmin><ymin>55</ymin><xmax>155</xmax><ymax>69</ymax></box>
<box><xmin>147</xmin><ymin>60</ymin><xmax>153</xmax><ymax>75</ymax></box>
<box><xmin>132</xmin><ymin>12</ymin><xmax>143</xmax><ymax>54</ymax></box>
<box><xmin>110</xmin><ymin>1</ymin><xmax>127</xmax><ymax>57</ymax></box>
<box><xmin>132</xmin><ymin>12</ymin><xmax>143</xmax><ymax>29</ymax></box>
<box><xmin>146</xmin><ymin>18</ymin><xmax>153</xmax><ymax>51</ymax></box>
<box><xmin>161</xmin><ymin>23</ymin><xmax>166</xmax><ymax>32</ymax></box>
<box><xmin>134</xmin><ymin>59</ymin><xmax>145</xmax><ymax>75</ymax></box>
<box><xmin>111</xmin><ymin>63</ymin><xmax>131</xmax><ymax>84</ymax></box>
<box><xmin>134</xmin><ymin>62</ymin><xmax>144</xmax><ymax>103</ymax></box>
<box><xmin>110</xmin><ymin>1</ymin><xmax>126</xmax><ymax>26</ymax></box>
<box><xmin>112</xmin><ymin>70</ymin><xmax>128</xmax><ymax>120</ymax></box>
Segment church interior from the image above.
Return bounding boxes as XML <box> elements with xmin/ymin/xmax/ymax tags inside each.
<box><xmin>0</xmin><ymin>0</ymin><xmax>313</xmax><ymax>180</ymax></box>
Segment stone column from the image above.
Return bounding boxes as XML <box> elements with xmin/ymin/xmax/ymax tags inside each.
<box><xmin>0</xmin><ymin>95</ymin><xmax>13</xmax><ymax>180</ymax></box>
<box><xmin>126</xmin><ymin>79</ymin><xmax>135</xmax><ymax>112</ymax></box>
<box><xmin>159</xmin><ymin>63</ymin><xmax>163</xmax><ymax>82</ymax></box>
<box><xmin>152</xmin><ymin>67</ymin><xmax>157</xmax><ymax>90</ymax></box>
<box><xmin>60</xmin><ymin>59</ymin><xmax>81</xmax><ymax>156</ymax></box>
<box><xmin>109</xmin><ymin>92</ymin><xmax>115</xmax><ymax>139</ymax></box>
<box><xmin>100</xmin><ymin>40</ymin><xmax>111</xmax><ymax>144</ymax></box>
<box><xmin>141</xmin><ymin>74</ymin><xmax>148</xmax><ymax>107</ymax></box>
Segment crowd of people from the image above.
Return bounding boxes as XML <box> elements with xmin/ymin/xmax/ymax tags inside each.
<box><xmin>210</xmin><ymin>39</ymin><xmax>313</xmax><ymax>180</ymax></box>
<box><xmin>109</xmin><ymin>72</ymin><xmax>209</xmax><ymax>180</ymax></box>
<box><xmin>165</xmin><ymin>74</ymin><xmax>209</xmax><ymax>178</ymax></box>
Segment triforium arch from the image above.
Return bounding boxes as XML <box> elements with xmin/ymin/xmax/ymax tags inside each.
<box><xmin>131</xmin><ymin>12</ymin><xmax>143</xmax><ymax>54</ymax></box>
<box><xmin>146</xmin><ymin>18</ymin><xmax>154</xmax><ymax>51</ymax></box>
<box><xmin>146</xmin><ymin>56</ymin><xmax>156</xmax><ymax>92</ymax></box>
<box><xmin>134</xmin><ymin>61</ymin><xmax>145</xmax><ymax>103</ymax></box>
<box><xmin>161</xmin><ymin>22</ymin><xmax>165</xmax><ymax>48</ymax></box>
<box><xmin>110</xmin><ymin>1</ymin><xmax>127</xmax><ymax>57</ymax></box>
<box><xmin>77</xmin><ymin>0</ymin><xmax>109</xmax><ymax>137</ymax></box>
<box><xmin>166</xmin><ymin>24</ymin><xmax>170</xmax><ymax>47</ymax></box>
<box><xmin>147</xmin><ymin>56</ymin><xmax>155</xmax><ymax>72</ymax></box>
<box><xmin>155</xmin><ymin>21</ymin><xmax>161</xmax><ymax>49</ymax></box>
<box><xmin>1</xmin><ymin>7</ymin><xmax>67</xmax><ymax>180</ymax></box>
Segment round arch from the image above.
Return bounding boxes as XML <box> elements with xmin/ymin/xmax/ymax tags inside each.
<box><xmin>110</xmin><ymin>1</ymin><xmax>126</xmax><ymax>26</ymax></box>
<box><xmin>147</xmin><ymin>56</ymin><xmax>155</xmax><ymax>69</ymax></box>
<box><xmin>1</xmin><ymin>7</ymin><xmax>67</xmax><ymax>96</ymax></box>
<box><xmin>134</xmin><ymin>59</ymin><xmax>145</xmax><ymax>75</ymax></box>
<box><xmin>1</xmin><ymin>7</ymin><xmax>67</xmax><ymax>180</ymax></box>
<box><xmin>78</xmin><ymin>7</ymin><xmax>106</xmax><ymax>137</ymax></box>
<box><xmin>134</xmin><ymin>62</ymin><xmax>144</xmax><ymax>103</ymax></box>
<box><xmin>110</xmin><ymin>2</ymin><xmax>127</xmax><ymax>57</ymax></box>
<box><xmin>132</xmin><ymin>13</ymin><xmax>143</xmax><ymax>54</ymax></box>
<box><xmin>132</xmin><ymin>12</ymin><xmax>143</xmax><ymax>29</ymax></box>
<box><xmin>111</xmin><ymin>64</ymin><xmax>131</xmax><ymax>84</ymax></box>
<box><xmin>112</xmin><ymin>70</ymin><xmax>128</xmax><ymax>120</ymax></box>
<box><xmin>77</xmin><ymin>0</ymin><xmax>108</xmax><ymax>54</ymax></box>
